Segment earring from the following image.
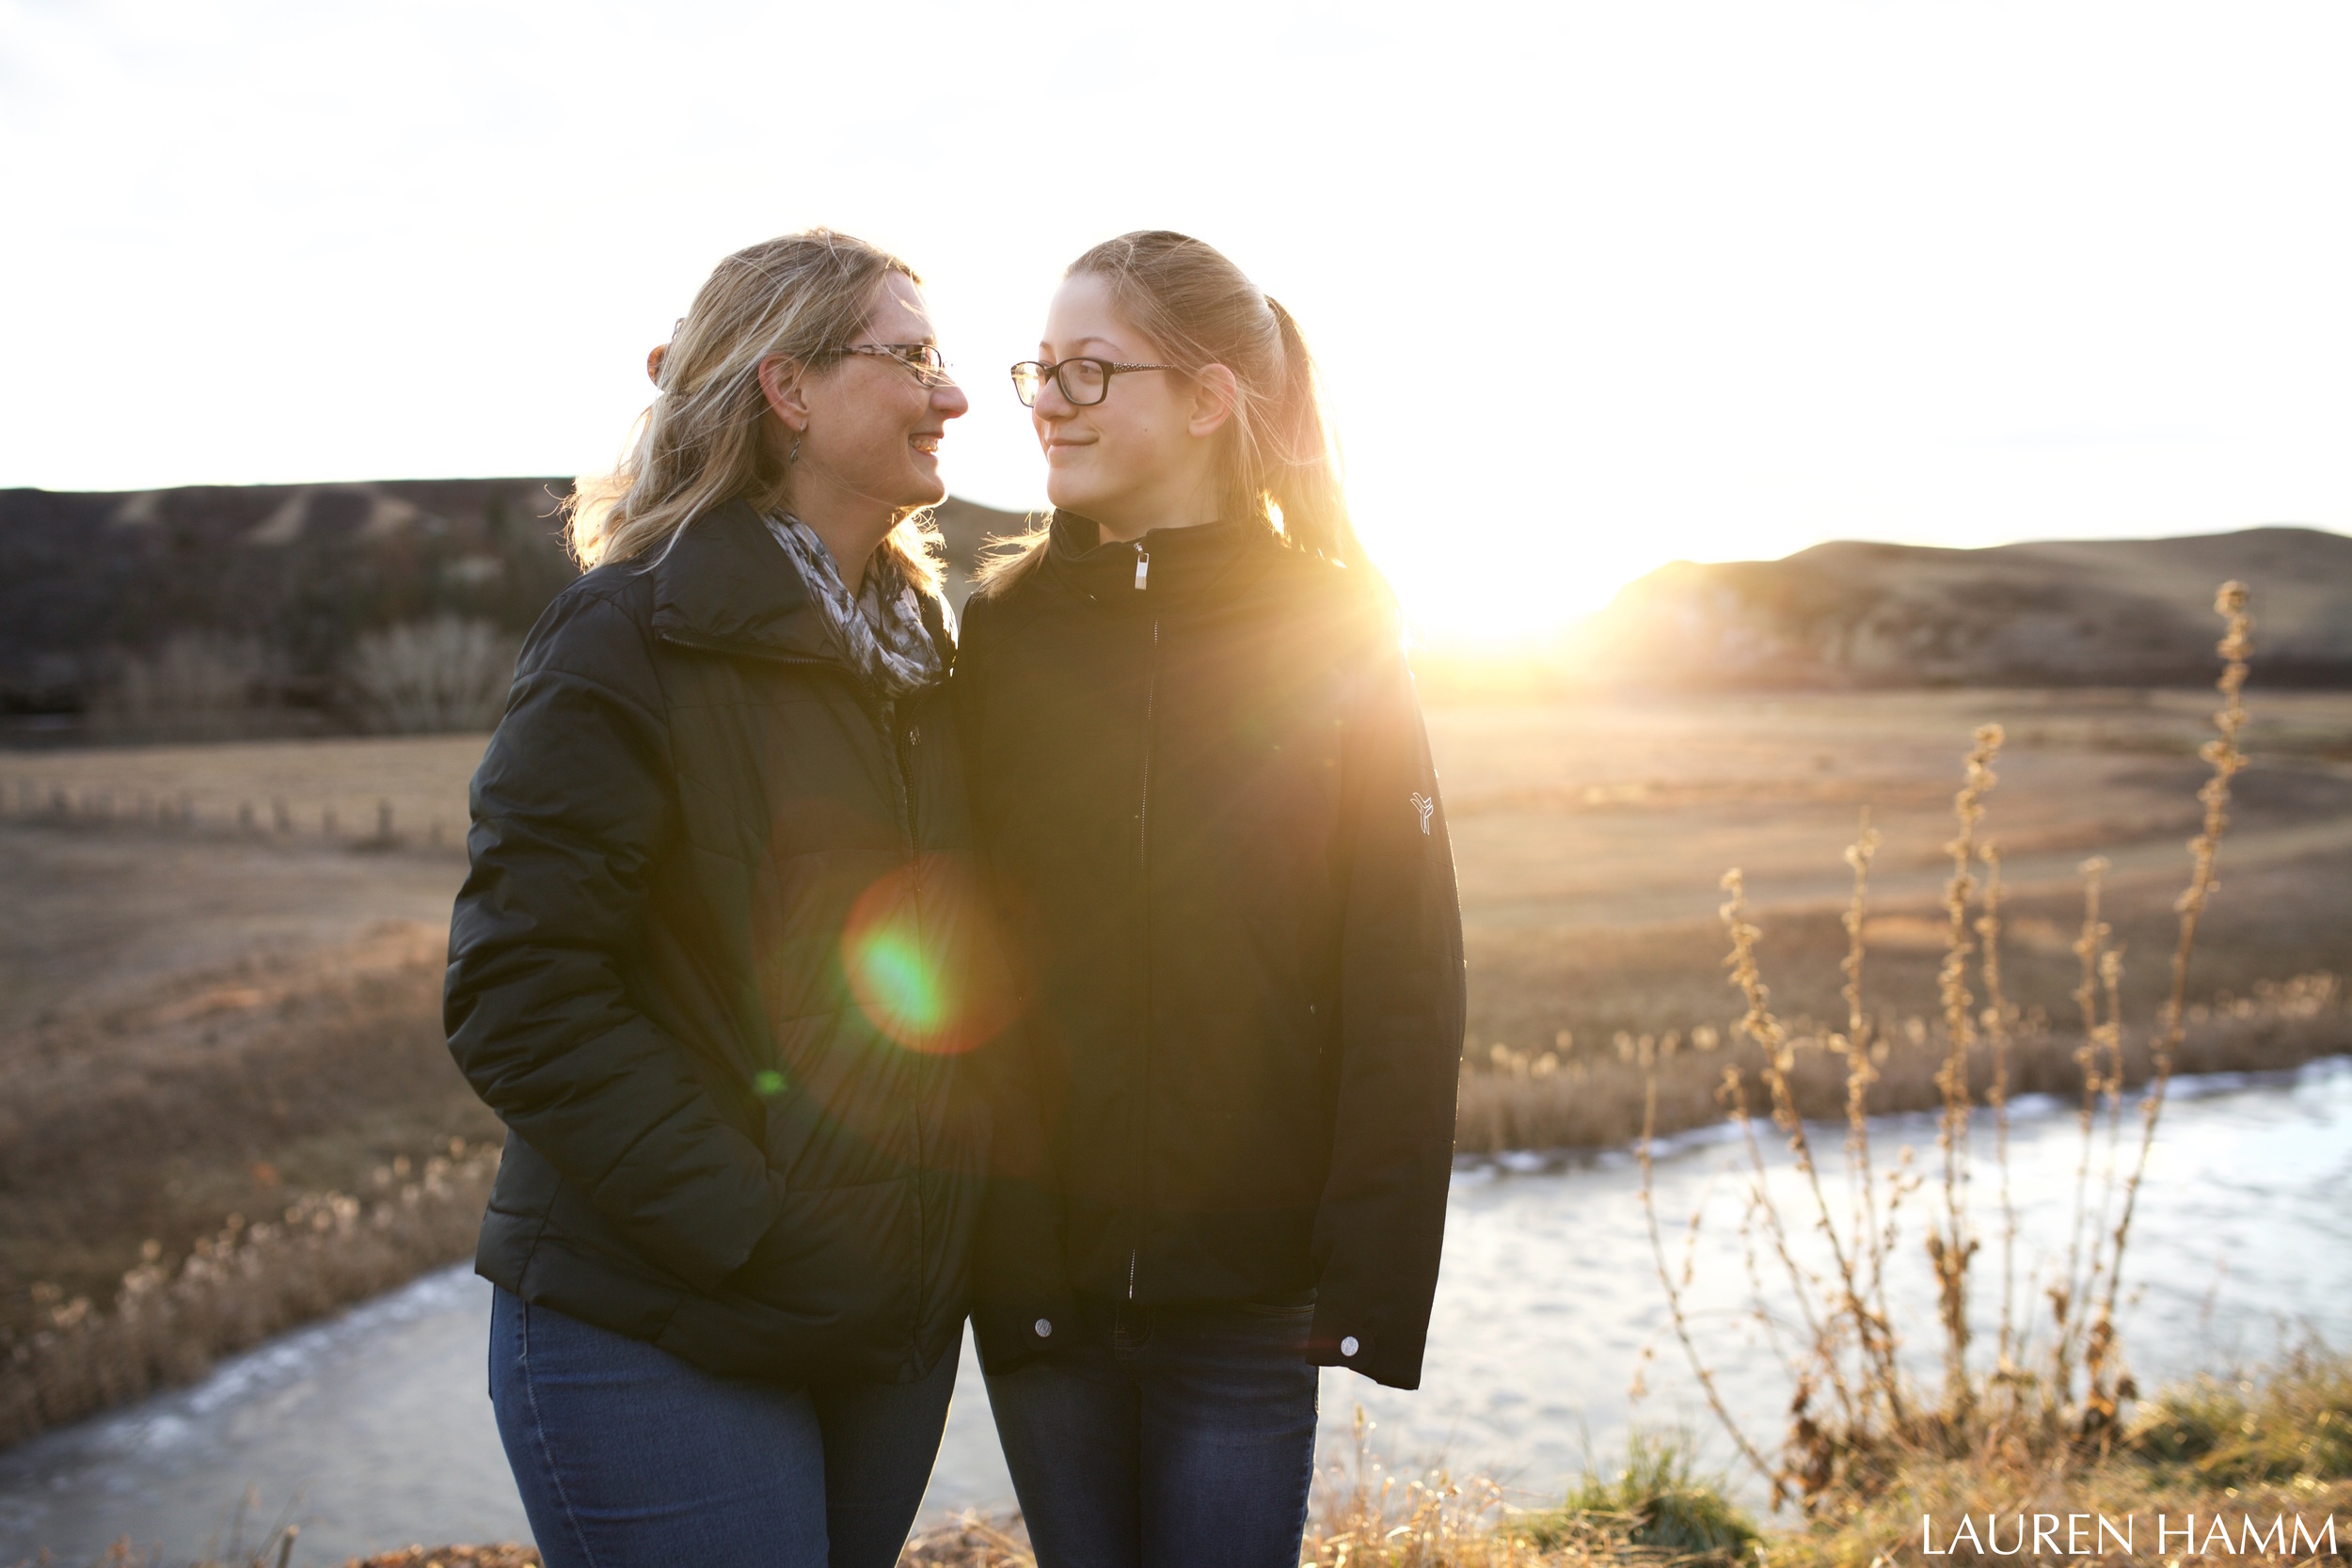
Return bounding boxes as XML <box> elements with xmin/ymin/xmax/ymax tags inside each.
<box><xmin>787</xmin><ymin>434</ymin><xmax>803</xmax><ymax>465</ymax></box>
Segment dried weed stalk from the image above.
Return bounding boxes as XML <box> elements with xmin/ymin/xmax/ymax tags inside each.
<box><xmin>1639</xmin><ymin>582</ymin><xmax>2258</xmax><ymax>1512</ymax></box>
<box><xmin>1928</xmin><ymin>724</ymin><xmax>2001</xmax><ymax>1419</ymax></box>
<box><xmin>2076</xmin><ymin>581</ymin><xmax>2254</xmax><ymax>1439</ymax></box>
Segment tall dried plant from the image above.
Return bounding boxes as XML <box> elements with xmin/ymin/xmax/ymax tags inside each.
<box><xmin>1928</xmin><ymin>723</ymin><xmax>2001</xmax><ymax>1419</ymax></box>
<box><xmin>1976</xmin><ymin>842</ymin><xmax>2022</xmax><ymax>1386</ymax></box>
<box><xmin>1831</xmin><ymin>816</ymin><xmax>1899</xmax><ymax>1386</ymax></box>
<box><xmin>2075</xmin><ymin>581</ymin><xmax>2253</xmax><ymax>1438</ymax></box>
<box><xmin>1639</xmin><ymin>582</ymin><xmax>2255</xmax><ymax>1509</ymax></box>
<box><xmin>2049</xmin><ymin>856</ymin><xmax>2117</xmax><ymax>1403</ymax></box>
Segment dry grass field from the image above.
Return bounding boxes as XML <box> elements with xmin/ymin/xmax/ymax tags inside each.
<box><xmin>0</xmin><ymin>741</ymin><xmax>494</xmax><ymax>1382</ymax></box>
<box><xmin>2</xmin><ymin>687</ymin><xmax>2348</xmax><ymax>1442</ymax></box>
<box><xmin>1438</xmin><ymin>685</ymin><xmax>2352</xmax><ymax>1073</ymax></box>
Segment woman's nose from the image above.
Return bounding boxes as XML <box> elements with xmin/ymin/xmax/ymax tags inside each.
<box><xmin>932</xmin><ymin>379</ymin><xmax>971</xmax><ymax>420</ymax></box>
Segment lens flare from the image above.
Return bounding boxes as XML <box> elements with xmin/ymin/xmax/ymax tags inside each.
<box><xmin>839</xmin><ymin>855</ymin><xmax>1018</xmax><ymax>1055</ymax></box>
<box><xmin>845</xmin><ymin>919</ymin><xmax>947</xmax><ymax>1037</ymax></box>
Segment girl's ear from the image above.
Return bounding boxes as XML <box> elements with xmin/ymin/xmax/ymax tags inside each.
<box><xmin>1187</xmin><ymin>363</ymin><xmax>1240</xmax><ymax>439</ymax></box>
<box><xmin>757</xmin><ymin>355</ymin><xmax>814</xmax><ymax>433</ymax></box>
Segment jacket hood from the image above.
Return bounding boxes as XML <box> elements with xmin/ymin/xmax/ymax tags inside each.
<box><xmin>649</xmin><ymin>498</ymin><xmax>953</xmax><ymax>668</ymax></box>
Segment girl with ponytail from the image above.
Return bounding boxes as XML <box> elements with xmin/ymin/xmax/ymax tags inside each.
<box><xmin>955</xmin><ymin>232</ymin><xmax>1466</xmax><ymax>1565</ymax></box>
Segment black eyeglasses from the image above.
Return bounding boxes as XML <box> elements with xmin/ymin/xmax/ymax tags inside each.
<box><xmin>842</xmin><ymin>342</ymin><xmax>953</xmax><ymax>387</ymax></box>
<box><xmin>1009</xmin><ymin>357</ymin><xmax>1180</xmax><ymax>407</ymax></box>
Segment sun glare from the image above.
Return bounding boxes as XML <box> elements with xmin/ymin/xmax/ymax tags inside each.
<box><xmin>1351</xmin><ymin>497</ymin><xmax>1666</xmax><ymax>650</ymax></box>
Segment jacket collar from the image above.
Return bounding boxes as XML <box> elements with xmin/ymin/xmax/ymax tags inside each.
<box><xmin>648</xmin><ymin>498</ymin><xmax>952</xmax><ymax>669</ymax></box>
<box><xmin>1042</xmin><ymin>509</ymin><xmax>1262</xmax><ymax>608</ymax></box>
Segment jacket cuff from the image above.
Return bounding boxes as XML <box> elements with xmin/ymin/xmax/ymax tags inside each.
<box><xmin>1306</xmin><ymin>1302</ymin><xmax>1422</xmax><ymax>1390</ymax></box>
<box><xmin>971</xmin><ymin>1293</ymin><xmax>1080</xmax><ymax>1375</ymax></box>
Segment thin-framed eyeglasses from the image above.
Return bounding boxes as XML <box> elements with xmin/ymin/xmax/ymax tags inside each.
<box><xmin>1009</xmin><ymin>356</ymin><xmax>1180</xmax><ymax>408</ymax></box>
<box><xmin>842</xmin><ymin>341</ymin><xmax>954</xmax><ymax>387</ymax></box>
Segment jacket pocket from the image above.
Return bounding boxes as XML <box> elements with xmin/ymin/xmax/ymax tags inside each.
<box><xmin>724</xmin><ymin>1174</ymin><xmax>920</xmax><ymax>1328</ymax></box>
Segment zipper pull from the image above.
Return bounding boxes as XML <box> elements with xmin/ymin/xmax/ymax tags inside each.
<box><xmin>1134</xmin><ymin>547</ymin><xmax>1151</xmax><ymax>591</ymax></box>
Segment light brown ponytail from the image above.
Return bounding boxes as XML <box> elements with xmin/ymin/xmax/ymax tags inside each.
<box><xmin>1259</xmin><ymin>293</ymin><xmax>1363</xmax><ymax>572</ymax></box>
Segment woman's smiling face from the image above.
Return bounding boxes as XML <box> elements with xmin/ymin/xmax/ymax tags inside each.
<box><xmin>1030</xmin><ymin>273</ymin><xmax>1220</xmax><ymax>536</ymax></box>
<box><xmin>792</xmin><ymin>272</ymin><xmax>968</xmax><ymax>514</ymax></box>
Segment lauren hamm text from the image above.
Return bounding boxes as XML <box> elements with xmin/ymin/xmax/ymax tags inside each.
<box><xmin>1921</xmin><ymin>1512</ymin><xmax>2338</xmax><ymax>1557</ymax></box>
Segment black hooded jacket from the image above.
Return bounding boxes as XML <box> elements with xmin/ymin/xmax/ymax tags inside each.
<box><xmin>444</xmin><ymin>499</ymin><xmax>1023</xmax><ymax>1386</ymax></box>
<box><xmin>955</xmin><ymin>514</ymin><xmax>1466</xmax><ymax>1390</ymax></box>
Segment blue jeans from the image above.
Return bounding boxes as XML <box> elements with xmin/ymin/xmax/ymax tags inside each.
<box><xmin>983</xmin><ymin>1295</ymin><xmax>1321</xmax><ymax>1568</ymax></box>
<box><xmin>487</xmin><ymin>1287</ymin><xmax>957</xmax><ymax>1568</ymax></box>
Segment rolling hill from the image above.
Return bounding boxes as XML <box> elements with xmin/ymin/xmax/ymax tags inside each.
<box><xmin>0</xmin><ymin>480</ymin><xmax>1029</xmax><ymax>735</ymax></box>
<box><xmin>5</xmin><ymin>483</ymin><xmax>2344</xmax><ymax>738</ymax></box>
<box><xmin>1567</xmin><ymin>527</ymin><xmax>2352</xmax><ymax>688</ymax></box>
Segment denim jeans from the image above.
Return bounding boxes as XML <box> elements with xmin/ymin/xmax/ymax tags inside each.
<box><xmin>486</xmin><ymin>1287</ymin><xmax>957</xmax><ymax>1568</ymax></box>
<box><xmin>983</xmin><ymin>1294</ymin><xmax>1321</xmax><ymax>1568</ymax></box>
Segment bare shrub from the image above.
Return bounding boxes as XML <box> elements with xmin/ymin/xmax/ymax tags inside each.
<box><xmin>94</xmin><ymin>634</ymin><xmax>272</xmax><ymax>741</ymax></box>
<box><xmin>344</xmin><ymin>616</ymin><xmax>519</xmax><ymax>734</ymax></box>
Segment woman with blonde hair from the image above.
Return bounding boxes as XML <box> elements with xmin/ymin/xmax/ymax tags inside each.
<box><xmin>445</xmin><ymin>230</ymin><xmax>1022</xmax><ymax>1567</ymax></box>
<box><xmin>957</xmin><ymin>231</ymin><xmax>1467</xmax><ymax>1565</ymax></box>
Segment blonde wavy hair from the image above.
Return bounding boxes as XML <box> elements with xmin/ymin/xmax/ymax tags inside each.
<box><xmin>977</xmin><ymin>230</ymin><xmax>1369</xmax><ymax>594</ymax></box>
<box><xmin>564</xmin><ymin>228</ymin><xmax>945</xmax><ymax>592</ymax></box>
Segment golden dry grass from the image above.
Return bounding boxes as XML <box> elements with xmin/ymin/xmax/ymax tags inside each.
<box><xmin>0</xmin><ymin>906</ymin><xmax>501</xmax><ymax>1338</ymax></box>
<box><xmin>45</xmin><ymin>1540</ymin><xmax>541</xmax><ymax>1568</ymax></box>
<box><xmin>1438</xmin><ymin>689</ymin><xmax>2352</xmax><ymax>1047</ymax></box>
<box><xmin>3</xmin><ymin>1143</ymin><xmax>498</xmax><ymax>1447</ymax></box>
<box><xmin>880</xmin><ymin>1355</ymin><xmax>2352</xmax><ymax>1565</ymax></box>
<box><xmin>1454</xmin><ymin>969</ymin><xmax>2345</xmax><ymax>1154</ymax></box>
<box><xmin>0</xmin><ymin>769</ymin><xmax>498</xmax><ymax>1444</ymax></box>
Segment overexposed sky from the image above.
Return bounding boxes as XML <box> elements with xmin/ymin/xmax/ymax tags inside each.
<box><xmin>3</xmin><ymin>0</ymin><xmax>2347</xmax><ymax>636</ymax></box>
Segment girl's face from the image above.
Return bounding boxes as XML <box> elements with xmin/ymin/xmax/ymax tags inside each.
<box><xmin>1030</xmin><ymin>273</ymin><xmax>1226</xmax><ymax>535</ymax></box>
<box><xmin>779</xmin><ymin>273</ymin><xmax>969</xmax><ymax>514</ymax></box>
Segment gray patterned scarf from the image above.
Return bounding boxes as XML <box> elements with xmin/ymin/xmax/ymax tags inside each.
<box><xmin>762</xmin><ymin>514</ymin><xmax>946</xmax><ymax>702</ymax></box>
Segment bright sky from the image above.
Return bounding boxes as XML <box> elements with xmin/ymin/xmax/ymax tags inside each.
<box><xmin>4</xmin><ymin>1</ymin><xmax>2348</xmax><ymax>638</ymax></box>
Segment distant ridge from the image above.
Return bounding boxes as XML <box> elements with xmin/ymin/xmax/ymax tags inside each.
<box><xmin>1569</xmin><ymin>527</ymin><xmax>2352</xmax><ymax>688</ymax></box>
<box><xmin>0</xmin><ymin>479</ymin><xmax>1028</xmax><ymax>727</ymax></box>
<box><xmin>10</xmin><ymin>485</ymin><xmax>2340</xmax><ymax>724</ymax></box>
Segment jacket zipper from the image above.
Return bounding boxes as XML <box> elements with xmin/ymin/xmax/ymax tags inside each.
<box><xmin>1136</xmin><ymin>623</ymin><xmax>1157</xmax><ymax>868</ymax></box>
<box><xmin>882</xmin><ymin>697</ymin><xmax>918</xmax><ymax>854</ymax></box>
<box><xmin>1130</xmin><ymin>613</ymin><xmax>1161</xmax><ymax>1300</ymax></box>
<box><xmin>887</xmin><ymin>699</ymin><xmax>932</xmax><ymax>1349</ymax></box>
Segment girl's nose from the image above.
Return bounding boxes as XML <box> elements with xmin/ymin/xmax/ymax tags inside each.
<box><xmin>933</xmin><ymin>380</ymin><xmax>972</xmax><ymax>420</ymax></box>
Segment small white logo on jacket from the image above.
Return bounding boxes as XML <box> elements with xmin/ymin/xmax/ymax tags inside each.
<box><xmin>1408</xmin><ymin>791</ymin><xmax>1434</xmax><ymax>835</ymax></box>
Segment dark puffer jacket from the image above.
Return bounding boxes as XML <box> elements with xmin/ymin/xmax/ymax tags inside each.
<box><xmin>444</xmin><ymin>499</ymin><xmax>1019</xmax><ymax>1386</ymax></box>
<box><xmin>955</xmin><ymin>514</ymin><xmax>1466</xmax><ymax>1391</ymax></box>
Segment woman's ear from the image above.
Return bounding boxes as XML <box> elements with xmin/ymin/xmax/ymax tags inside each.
<box><xmin>757</xmin><ymin>355</ymin><xmax>813</xmax><ymax>433</ymax></box>
<box><xmin>1187</xmin><ymin>363</ymin><xmax>1240</xmax><ymax>439</ymax></box>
